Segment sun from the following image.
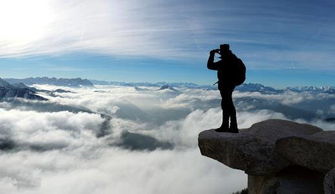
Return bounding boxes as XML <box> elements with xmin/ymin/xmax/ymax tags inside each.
<box><xmin>0</xmin><ymin>0</ymin><xmax>55</xmax><ymax>47</ymax></box>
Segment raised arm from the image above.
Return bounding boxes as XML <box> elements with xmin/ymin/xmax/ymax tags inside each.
<box><xmin>207</xmin><ymin>50</ymin><xmax>219</xmax><ymax>70</ymax></box>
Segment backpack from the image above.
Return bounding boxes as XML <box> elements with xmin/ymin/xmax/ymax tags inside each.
<box><xmin>232</xmin><ymin>57</ymin><xmax>246</xmax><ymax>86</ymax></box>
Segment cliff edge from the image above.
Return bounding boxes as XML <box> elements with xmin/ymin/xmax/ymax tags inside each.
<box><xmin>198</xmin><ymin>119</ymin><xmax>335</xmax><ymax>194</ymax></box>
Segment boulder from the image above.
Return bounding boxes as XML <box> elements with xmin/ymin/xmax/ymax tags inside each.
<box><xmin>198</xmin><ymin>129</ymin><xmax>289</xmax><ymax>175</ymax></box>
<box><xmin>198</xmin><ymin>119</ymin><xmax>333</xmax><ymax>194</ymax></box>
<box><xmin>198</xmin><ymin>119</ymin><xmax>322</xmax><ymax>175</ymax></box>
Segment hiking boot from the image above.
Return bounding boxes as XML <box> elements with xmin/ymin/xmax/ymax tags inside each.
<box><xmin>215</xmin><ymin>127</ymin><xmax>238</xmax><ymax>133</ymax></box>
<box><xmin>228</xmin><ymin>127</ymin><xmax>239</xmax><ymax>133</ymax></box>
<box><xmin>215</xmin><ymin>127</ymin><xmax>230</xmax><ymax>132</ymax></box>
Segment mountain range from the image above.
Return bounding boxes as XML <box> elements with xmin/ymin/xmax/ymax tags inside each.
<box><xmin>5</xmin><ymin>77</ymin><xmax>94</xmax><ymax>87</ymax></box>
<box><xmin>91</xmin><ymin>79</ymin><xmax>335</xmax><ymax>94</ymax></box>
<box><xmin>0</xmin><ymin>78</ymin><xmax>46</xmax><ymax>100</ymax></box>
<box><xmin>2</xmin><ymin>77</ymin><xmax>335</xmax><ymax>97</ymax></box>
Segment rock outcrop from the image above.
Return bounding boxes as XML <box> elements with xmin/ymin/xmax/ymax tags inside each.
<box><xmin>198</xmin><ymin>119</ymin><xmax>334</xmax><ymax>194</ymax></box>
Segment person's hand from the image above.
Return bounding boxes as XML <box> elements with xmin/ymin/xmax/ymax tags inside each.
<box><xmin>210</xmin><ymin>49</ymin><xmax>220</xmax><ymax>55</ymax></box>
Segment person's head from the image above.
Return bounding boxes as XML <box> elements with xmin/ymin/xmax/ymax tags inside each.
<box><xmin>219</xmin><ymin>44</ymin><xmax>230</xmax><ymax>55</ymax></box>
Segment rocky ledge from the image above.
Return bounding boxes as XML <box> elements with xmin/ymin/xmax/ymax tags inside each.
<box><xmin>198</xmin><ymin>119</ymin><xmax>335</xmax><ymax>194</ymax></box>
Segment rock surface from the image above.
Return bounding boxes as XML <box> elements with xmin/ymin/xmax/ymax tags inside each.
<box><xmin>198</xmin><ymin>119</ymin><xmax>335</xmax><ymax>194</ymax></box>
<box><xmin>248</xmin><ymin>166</ymin><xmax>324</xmax><ymax>194</ymax></box>
<box><xmin>243</xmin><ymin>119</ymin><xmax>322</xmax><ymax>143</ymax></box>
<box><xmin>324</xmin><ymin>168</ymin><xmax>335</xmax><ymax>194</ymax></box>
<box><xmin>276</xmin><ymin>135</ymin><xmax>335</xmax><ymax>172</ymax></box>
<box><xmin>198</xmin><ymin>130</ymin><xmax>289</xmax><ymax>175</ymax></box>
<box><xmin>198</xmin><ymin>119</ymin><xmax>323</xmax><ymax>175</ymax></box>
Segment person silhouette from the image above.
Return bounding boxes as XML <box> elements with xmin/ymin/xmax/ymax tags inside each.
<box><xmin>207</xmin><ymin>44</ymin><xmax>245</xmax><ymax>133</ymax></box>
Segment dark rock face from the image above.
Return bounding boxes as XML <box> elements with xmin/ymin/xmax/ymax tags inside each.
<box><xmin>198</xmin><ymin>119</ymin><xmax>334</xmax><ymax>194</ymax></box>
<box><xmin>248</xmin><ymin>167</ymin><xmax>324</xmax><ymax>194</ymax></box>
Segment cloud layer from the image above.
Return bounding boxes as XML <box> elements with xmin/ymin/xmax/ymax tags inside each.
<box><xmin>0</xmin><ymin>84</ymin><xmax>334</xmax><ymax>193</ymax></box>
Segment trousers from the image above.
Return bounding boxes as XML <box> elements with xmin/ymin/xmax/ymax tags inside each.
<box><xmin>218</xmin><ymin>83</ymin><xmax>237</xmax><ymax>129</ymax></box>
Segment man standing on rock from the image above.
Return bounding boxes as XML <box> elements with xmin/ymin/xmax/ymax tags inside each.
<box><xmin>207</xmin><ymin>44</ymin><xmax>246</xmax><ymax>133</ymax></box>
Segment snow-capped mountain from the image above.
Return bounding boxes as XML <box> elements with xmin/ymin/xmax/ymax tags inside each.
<box><xmin>235</xmin><ymin>83</ymin><xmax>282</xmax><ymax>94</ymax></box>
<box><xmin>0</xmin><ymin>78</ymin><xmax>46</xmax><ymax>100</ymax></box>
<box><xmin>90</xmin><ymin>79</ymin><xmax>335</xmax><ymax>94</ymax></box>
<box><xmin>236</xmin><ymin>84</ymin><xmax>335</xmax><ymax>94</ymax></box>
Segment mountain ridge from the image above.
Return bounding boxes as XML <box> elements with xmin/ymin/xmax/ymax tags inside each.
<box><xmin>0</xmin><ymin>78</ymin><xmax>46</xmax><ymax>100</ymax></box>
<box><xmin>4</xmin><ymin>77</ymin><xmax>335</xmax><ymax>94</ymax></box>
<box><xmin>5</xmin><ymin>77</ymin><xmax>94</xmax><ymax>87</ymax></box>
<box><xmin>91</xmin><ymin>79</ymin><xmax>335</xmax><ymax>94</ymax></box>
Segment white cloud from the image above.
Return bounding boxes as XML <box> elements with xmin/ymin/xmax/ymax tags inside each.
<box><xmin>0</xmin><ymin>85</ymin><xmax>251</xmax><ymax>194</ymax></box>
<box><xmin>1</xmin><ymin>84</ymin><xmax>334</xmax><ymax>193</ymax></box>
<box><xmin>0</xmin><ymin>109</ymin><xmax>104</xmax><ymax>150</ymax></box>
<box><xmin>0</xmin><ymin>149</ymin><xmax>246</xmax><ymax>194</ymax></box>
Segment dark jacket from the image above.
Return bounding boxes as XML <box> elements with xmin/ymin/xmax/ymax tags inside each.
<box><xmin>207</xmin><ymin>51</ymin><xmax>238</xmax><ymax>87</ymax></box>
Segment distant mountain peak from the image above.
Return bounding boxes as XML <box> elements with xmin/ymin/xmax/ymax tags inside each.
<box><xmin>158</xmin><ymin>84</ymin><xmax>178</xmax><ymax>92</ymax></box>
<box><xmin>0</xmin><ymin>77</ymin><xmax>46</xmax><ymax>101</ymax></box>
<box><xmin>235</xmin><ymin>83</ymin><xmax>282</xmax><ymax>94</ymax></box>
<box><xmin>159</xmin><ymin>84</ymin><xmax>171</xmax><ymax>90</ymax></box>
<box><xmin>0</xmin><ymin>78</ymin><xmax>12</xmax><ymax>88</ymax></box>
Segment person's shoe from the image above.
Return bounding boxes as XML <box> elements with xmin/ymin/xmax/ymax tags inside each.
<box><xmin>228</xmin><ymin>127</ymin><xmax>239</xmax><ymax>133</ymax></box>
<box><xmin>215</xmin><ymin>127</ymin><xmax>230</xmax><ymax>132</ymax></box>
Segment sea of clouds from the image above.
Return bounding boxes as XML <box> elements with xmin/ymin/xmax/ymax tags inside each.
<box><xmin>0</xmin><ymin>84</ymin><xmax>334</xmax><ymax>194</ymax></box>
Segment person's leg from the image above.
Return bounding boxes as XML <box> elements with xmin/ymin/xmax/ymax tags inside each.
<box><xmin>225</xmin><ymin>85</ymin><xmax>238</xmax><ymax>132</ymax></box>
<box><xmin>216</xmin><ymin>84</ymin><xmax>238</xmax><ymax>133</ymax></box>
<box><xmin>228</xmin><ymin>89</ymin><xmax>237</xmax><ymax>130</ymax></box>
<box><xmin>219</xmin><ymin>89</ymin><xmax>229</xmax><ymax>130</ymax></box>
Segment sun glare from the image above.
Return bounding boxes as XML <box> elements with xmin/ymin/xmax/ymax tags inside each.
<box><xmin>0</xmin><ymin>0</ymin><xmax>55</xmax><ymax>45</ymax></box>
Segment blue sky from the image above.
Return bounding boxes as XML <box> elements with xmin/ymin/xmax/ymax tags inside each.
<box><xmin>0</xmin><ymin>0</ymin><xmax>334</xmax><ymax>87</ymax></box>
